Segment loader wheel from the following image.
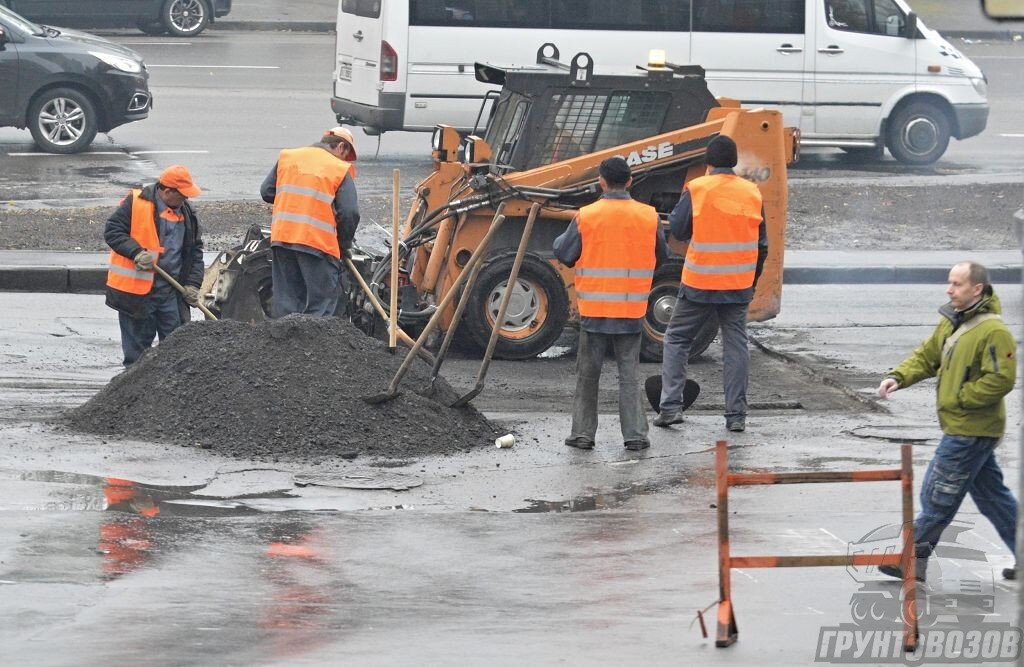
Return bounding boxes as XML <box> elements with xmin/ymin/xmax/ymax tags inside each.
<box><xmin>640</xmin><ymin>263</ymin><xmax>718</xmax><ymax>363</ymax></box>
<box><xmin>461</xmin><ymin>253</ymin><xmax>569</xmax><ymax>360</ymax></box>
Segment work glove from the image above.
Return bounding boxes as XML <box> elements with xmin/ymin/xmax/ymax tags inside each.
<box><xmin>134</xmin><ymin>251</ymin><xmax>155</xmax><ymax>271</ymax></box>
<box><xmin>182</xmin><ymin>285</ymin><xmax>201</xmax><ymax>307</ymax></box>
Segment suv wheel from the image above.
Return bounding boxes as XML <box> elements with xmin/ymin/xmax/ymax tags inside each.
<box><xmin>27</xmin><ymin>88</ymin><xmax>98</xmax><ymax>154</ymax></box>
<box><xmin>162</xmin><ymin>0</ymin><xmax>210</xmax><ymax>37</ymax></box>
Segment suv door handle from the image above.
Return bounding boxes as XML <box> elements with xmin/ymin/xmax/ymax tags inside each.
<box><xmin>777</xmin><ymin>44</ymin><xmax>803</xmax><ymax>54</ymax></box>
<box><xmin>818</xmin><ymin>45</ymin><xmax>845</xmax><ymax>54</ymax></box>
<box><xmin>353</xmin><ymin>30</ymin><xmax>364</xmax><ymax>41</ymax></box>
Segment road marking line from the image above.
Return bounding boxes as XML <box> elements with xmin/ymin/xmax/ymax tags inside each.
<box><xmin>806</xmin><ymin>607</ymin><xmax>825</xmax><ymax>615</ymax></box>
<box><xmin>999</xmin><ymin>133</ymin><xmax>1024</xmax><ymax>138</ymax></box>
<box><xmin>6</xmin><ymin>152</ymin><xmax>124</xmax><ymax>156</ymax></box>
<box><xmin>734</xmin><ymin>569</ymin><xmax>760</xmax><ymax>583</ymax></box>
<box><xmin>121</xmin><ymin>42</ymin><xmax>193</xmax><ymax>46</ymax></box>
<box><xmin>970</xmin><ymin>55</ymin><xmax>1024</xmax><ymax>59</ymax></box>
<box><xmin>147</xmin><ymin>64</ymin><xmax>280</xmax><ymax>69</ymax></box>
<box><xmin>819</xmin><ymin>527</ymin><xmax>847</xmax><ymax>545</ymax></box>
<box><xmin>132</xmin><ymin>150</ymin><xmax>210</xmax><ymax>155</ymax></box>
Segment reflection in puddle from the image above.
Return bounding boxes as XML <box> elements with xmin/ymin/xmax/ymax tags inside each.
<box><xmin>515</xmin><ymin>481</ymin><xmax>668</xmax><ymax>513</ymax></box>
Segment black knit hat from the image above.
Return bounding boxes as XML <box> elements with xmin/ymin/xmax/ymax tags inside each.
<box><xmin>706</xmin><ymin>135</ymin><xmax>738</xmax><ymax>168</ymax></box>
<box><xmin>599</xmin><ymin>156</ymin><xmax>632</xmax><ymax>187</ymax></box>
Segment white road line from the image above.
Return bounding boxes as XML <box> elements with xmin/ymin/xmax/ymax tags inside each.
<box><xmin>147</xmin><ymin>64</ymin><xmax>280</xmax><ymax>69</ymax></box>
<box><xmin>6</xmin><ymin>151</ymin><xmax>124</xmax><ymax>156</ymax></box>
<box><xmin>131</xmin><ymin>150</ymin><xmax>210</xmax><ymax>155</ymax></box>
<box><xmin>733</xmin><ymin>569</ymin><xmax>760</xmax><ymax>583</ymax></box>
<box><xmin>806</xmin><ymin>607</ymin><xmax>825</xmax><ymax>615</ymax></box>
<box><xmin>820</xmin><ymin>528</ymin><xmax>847</xmax><ymax>546</ymax></box>
<box><xmin>999</xmin><ymin>133</ymin><xmax>1024</xmax><ymax>138</ymax></box>
<box><xmin>970</xmin><ymin>55</ymin><xmax>1024</xmax><ymax>59</ymax></box>
<box><xmin>121</xmin><ymin>42</ymin><xmax>193</xmax><ymax>46</ymax></box>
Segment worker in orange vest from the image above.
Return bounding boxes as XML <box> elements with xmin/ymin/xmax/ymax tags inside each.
<box><xmin>654</xmin><ymin>135</ymin><xmax>767</xmax><ymax>433</ymax></box>
<box><xmin>104</xmin><ymin>165</ymin><xmax>205</xmax><ymax>366</ymax></box>
<box><xmin>554</xmin><ymin>157</ymin><xmax>667</xmax><ymax>451</ymax></box>
<box><xmin>260</xmin><ymin>127</ymin><xmax>360</xmax><ymax>317</ymax></box>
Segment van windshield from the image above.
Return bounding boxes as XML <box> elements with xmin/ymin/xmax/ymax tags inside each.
<box><xmin>0</xmin><ymin>5</ymin><xmax>44</xmax><ymax>36</ymax></box>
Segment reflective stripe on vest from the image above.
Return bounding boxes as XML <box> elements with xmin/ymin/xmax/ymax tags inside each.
<box><xmin>575</xmin><ymin>197</ymin><xmax>659</xmax><ymax>319</ymax></box>
<box><xmin>106</xmin><ymin>189</ymin><xmax>163</xmax><ymax>295</ymax></box>
<box><xmin>681</xmin><ymin>173</ymin><xmax>762</xmax><ymax>291</ymax></box>
<box><xmin>270</xmin><ymin>146</ymin><xmax>351</xmax><ymax>259</ymax></box>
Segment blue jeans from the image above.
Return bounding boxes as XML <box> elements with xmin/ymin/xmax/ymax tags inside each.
<box><xmin>118</xmin><ymin>293</ymin><xmax>182</xmax><ymax>366</ymax></box>
<box><xmin>915</xmin><ymin>434</ymin><xmax>1017</xmax><ymax>561</ymax></box>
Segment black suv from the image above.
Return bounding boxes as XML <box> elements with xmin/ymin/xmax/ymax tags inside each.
<box><xmin>0</xmin><ymin>5</ymin><xmax>151</xmax><ymax>153</ymax></box>
<box><xmin>0</xmin><ymin>0</ymin><xmax>232</xmax><ymax>38</ymax></box>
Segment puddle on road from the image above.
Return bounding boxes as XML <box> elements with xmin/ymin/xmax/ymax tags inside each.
<box><xmin>514</xmin><ymin>480</ymin><xmax>678</xmax><ymax>513</ymax></box>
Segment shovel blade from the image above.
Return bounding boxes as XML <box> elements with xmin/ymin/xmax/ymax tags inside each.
<box><xmin>644</xmin><ymin>376</ymin><xmax>700</xmax><ymax>413</ymax></box>
<box><xmin>363</xmin><ymin>390</ymin><xmax>401</xmax><ymax>405</ymax></box>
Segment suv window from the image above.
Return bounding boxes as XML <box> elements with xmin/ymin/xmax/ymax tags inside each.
<box><xmin>825</xmin><ymin>0</ymin><xmax>906</xmax><ymax>35</ymax></box>
<box><xmin>693</xmin><ymin>0</ymin><xmax>804</xmax><ymax>33</ymax></box>
<box><xmin>343</xmin><ymin>0</ymin><xmax>383</xmax><ymax>19</ymax></box>
<box><xmin>530</xmin><ymin>90</ymin><xmax>671</xmax><ymax>168</ymax></box>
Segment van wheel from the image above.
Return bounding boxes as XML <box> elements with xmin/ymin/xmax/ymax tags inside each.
<box><xmin>28</xmin><ymin>88</ymin><xmax>98</xmax><ymax>154</ymax></box>
<box><xmin>640</xmin><ymin>264</ymin><xmax>718</xmax><ymax>363</ymax></box>
<box><xmin>460</xmin><ymin>253</ymin><xmax>569</xmax><ymax>360</ymax></box>
<box><xmin>162</xmin><ymin>0</ymin><xmax>210</xmax><ymax>37</ymax></box>
<box><xmin>885</xmin><ymin>101</ymin><xmax>951</xmax><ymax>165</ymax></box>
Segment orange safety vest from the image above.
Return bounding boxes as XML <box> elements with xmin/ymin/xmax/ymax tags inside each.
<box><xmin>575</xmin><ymin>197</ymin><xmax>659</xmax><ymax>319</ymax></box>
<box><xmin>270</xmin><ymin>146</ymin><xmax>352</xmax><ymax>259</ymax></box>
<box><xmin>106</xmin><ymin>190</ymin><xmax>162</xmax><ymax>295</ymax></box>
<box><xmin>681</xmin><ymin>174</ymin><xmax>763</xmax><ymax>291</ymax></box>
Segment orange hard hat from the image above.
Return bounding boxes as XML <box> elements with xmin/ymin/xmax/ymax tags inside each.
<box><xmin>158</xmin><ymin>165</ymin><xmax>202</xmax><ymax>198</ymax></box>
<box><xmin>323</xmin><ymin>126</ymin><xmax>357</xmax><ymax>161</ymax></box>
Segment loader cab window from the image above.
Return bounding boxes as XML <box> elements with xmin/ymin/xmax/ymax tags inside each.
<box><xmin>484</xmin><ymin>92</ymin><xmax>531</xmax><ymax>169</ymax></box>
<box><xmin>529</xmin><ymin>90</ymin><xmax>671</xmax><ymax>168</ymax></box>
<box><xmin>342</xmin><ymin>0</ymin><xmax>382</xmax><ymax>18</ymax></box>
<box><xmin>825</xmin><ymin>0</ymin><xmax>907</xmax><ymax>36</ymax></box>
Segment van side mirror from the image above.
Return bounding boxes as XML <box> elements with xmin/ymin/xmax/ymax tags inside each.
<box><xmin>905</xmin><ymin>11</ymin><xmax>917</xmax><ymax>38</ymax></box>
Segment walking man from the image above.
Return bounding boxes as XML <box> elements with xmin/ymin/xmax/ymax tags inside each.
<box><xmin>104</xmin><ymin>165</ymin><xmax>205</xmax><ymax>366</ymax></box>
<box><xmin>655</xmin><ymin>135</ymin><xmax>768</xmax><ymax>432</ymax></box>
<box><xmin>554</xmin><ymin>156</ymin><xmax>667</xmax><ymax>451</ymax></box>
<box><xmin>878</xmin><ymin>262</ymin><xmax>1017</xmax><ymax>581</ymax></box>
<box><xmin>261</xmin><ymin>127</ymin><xmax>360</xmax><ymax>317</ymax></box>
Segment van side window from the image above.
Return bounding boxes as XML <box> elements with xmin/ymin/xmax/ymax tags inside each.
<box><xmin>550</xmin><ymin>0</ymin><xmax>690</xmax><ymax>31</ymax></box>
<box><xmin>693</xmin><ymin>0</ymin><xmax>804</xmax><ymax>33</ymax></box>
<box><xmin>530</xmin><ymin>91</ymin><xmax>670</xmax><ymax>168</ymax></box>
<box><xmin>342</xmin><ymin>0</ymin><xmax>382</xmax><ymax>19</ymax></box>
<box><xmin>825</xmin><ymin>0</ymin><xmax>905</xmax><ymax>35</ymax></box>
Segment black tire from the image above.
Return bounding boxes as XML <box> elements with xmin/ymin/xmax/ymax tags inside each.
<box><xmin>840</xmin><ymin>145</ymin><xmax>883</xmax><ymax>159</ymax></box>
<box><xmin>27</xmin><ymin>87</ymin><xmax>98</xmax><ymax>154</ymax></box>
<box><xmin>885</xmin><ymin>100</ymin><xmax>951</xmax><ymax>165</ymax></box>
<box><xmin>640</xmin><ymin>263</ymin><xmax>718</xmax><ymax>363</ymax></box>
<box><xmin>137</xmin><ymin>20</ymin><xmax>168</xmax><ymax>35</ymax></box>
<box><xmin>460</xmin><ymin>253</ymin><xmax>569</xmax><ymax>361</ymax></box>
<box><xmin>161</xmin><ymin>0</ymin><xmax>210</xmax><ymax>37</ymax></box>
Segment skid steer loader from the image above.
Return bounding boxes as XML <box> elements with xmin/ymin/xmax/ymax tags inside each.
<box><xmin>203</xmin><ymin>44</ymin><xmax>798</xmax><ymax>362</ymax></box>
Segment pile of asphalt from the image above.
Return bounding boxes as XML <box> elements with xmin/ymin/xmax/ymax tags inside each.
<box><xmin>68</xmin><ymin>315</ymin><xmax>499</xmax><ymax>462</ymax></box>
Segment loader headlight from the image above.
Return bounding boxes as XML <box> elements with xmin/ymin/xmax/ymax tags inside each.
<box><xmin>432</xmin><ymin>126</ymin><xmax>442</xmax><ymax>151</ymax></box>
<box><xmin>460</xmin><ymin>139</ymin><xmax>474</xmax><ymax>164</ymax></box>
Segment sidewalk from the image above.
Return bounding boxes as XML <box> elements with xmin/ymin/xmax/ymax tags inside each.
<box><xmin>216</xmin><ymin>0</ymin><xmax>1023</xmax><ymax>37</ymax></box>
<box><xmin>0</xmin><ymin>249</ymin><xmax>1019</xmax><ymax>293</ymax></box>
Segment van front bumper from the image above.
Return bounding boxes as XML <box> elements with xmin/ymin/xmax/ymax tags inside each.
<box><xmin>952</xmin><ymin>103</ymin><xmax>988</xmax><ymax>139</ymax></box>
<box><xmin>331</xmin><ymin>93</ymin><xmax>405</xmax><ymax>133</ymax></box>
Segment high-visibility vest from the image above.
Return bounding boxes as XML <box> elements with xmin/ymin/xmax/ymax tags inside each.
<box><xmin>681</xmin><ymin>174</ymin><xmax>763</xmax><ymax>291</ymax></box>
<box><xmin>575</xmin><ymin>197</ymin><xmax>659</xmax><ymax>319</ymax></box>
<box><xmin>270</xmin><ymin>146</ymin><xmax>352</xmax><ymax>259</ymax></box>
<box><xmin>106</xmin><ymin>190</ymin><xmax>162</xmax><ymax>295</ymax></box>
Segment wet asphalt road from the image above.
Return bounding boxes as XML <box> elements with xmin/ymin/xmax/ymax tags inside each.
<box><xmin>0</xmin><ymin>284</ymin><xmax>1020</xmax><ymax>664</ymax></box>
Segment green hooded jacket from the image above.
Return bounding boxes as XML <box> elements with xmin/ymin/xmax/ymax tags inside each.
<box><xmin>888</xmin><ymin>290</ymin><xmax>1017</xmax><ymax>438</ymax></box>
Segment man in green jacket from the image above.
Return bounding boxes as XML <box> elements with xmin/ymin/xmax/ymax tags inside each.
<box><xmin>877</xmin><ymin>262</ymin><xmax>1017</xmax><ymax>581</ymax></box>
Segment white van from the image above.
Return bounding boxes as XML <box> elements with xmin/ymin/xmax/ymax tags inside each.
<box><xmin>331</xmin><ymin>0</ymin><xmax>988</xmax><ymax>165</ymax></box>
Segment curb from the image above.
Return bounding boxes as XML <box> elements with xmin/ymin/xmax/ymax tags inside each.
<box><xmin>1</xmin><ymin>265</ymin><xmax>1020</xmax><ymax>294</ymax></box>
<box><xmin>213</xmin><ymin>20</ymin><xmax>335</xmax><ymax>32</ymax></box>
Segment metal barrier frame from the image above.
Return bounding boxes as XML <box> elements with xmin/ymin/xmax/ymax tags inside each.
<box><xmin>715</xmin><ymin>440</ymin><xmax>918</xmax><ymax>652</ymax></box>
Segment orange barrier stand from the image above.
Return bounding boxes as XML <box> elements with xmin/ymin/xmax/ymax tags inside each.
<box><xmin>715</xmin><ymin>440</ymin><xmax>918</xmax><ymax>652</ymax></box>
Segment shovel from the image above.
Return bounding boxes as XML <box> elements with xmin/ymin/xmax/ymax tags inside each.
<box><xmin>153</xmin><ymin>264</ymin><xmax>218</xmax><ymax>321</ymax></box>
<box><xmin>644</xmin><ymin>375</ymin><xmax>700</xmax><ymax>413</ymax></box>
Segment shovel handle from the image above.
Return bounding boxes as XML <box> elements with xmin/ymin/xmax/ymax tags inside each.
<box><xmin>153</xmin><ymin>264</ymin><xmax>218</xmax><ymax>321</ymax></box>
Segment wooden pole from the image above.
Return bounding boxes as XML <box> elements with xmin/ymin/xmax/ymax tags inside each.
<box><xmin>389</xmin><ymin>169</ymin><xmax>400</xmax><ymax>351</ymax></box>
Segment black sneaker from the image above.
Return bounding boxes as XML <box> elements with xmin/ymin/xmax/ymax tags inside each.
<box><xmin>564</xmin><ymin>437</ymin><xmax>595</xmax><ymax>450</ymax></box>
<box><xmin>878</xmin><ymin>565</ymin><xmax>926</xmax><ymax>582</ymax></box>
<box><xmin>726</xmin><ymin>417</ymin><xmax>746</xmax><ymax>432</ymax></box>
<box><xmin>1003</xmin><ymin>567</ymin><xmax>1017</xmax><ymax>580</ymax></box>
<box><xmin>624</xmin><ymin>440</ymin><xmax>650</xmax><ymax>451</ymax></box>
<box><xmin>653</xmin><ymin>410</ymin><xmax>684</xmax><ymax>427</ymax></box>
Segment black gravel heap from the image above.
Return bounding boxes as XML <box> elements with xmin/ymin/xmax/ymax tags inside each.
<box><xmin>69</xmin><ymin>315</ymin><xmax>499</xmax><ymax>461</ymax></box>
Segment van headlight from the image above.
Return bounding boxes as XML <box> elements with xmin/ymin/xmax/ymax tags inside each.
<box><xmin>90</xmin><ymin>51</ymin><xmax>143</xmax><ymax>74</ymax></box>
<box><xmin>970</xmin><ymin>77</ymin><xmax>987</xmax><ymax>97</ymax></box>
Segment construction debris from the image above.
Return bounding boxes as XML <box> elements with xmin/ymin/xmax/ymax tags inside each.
<box><xmin>68</xmin><ymin>315</ymin><xmax>500</xmax><ymax>462</ymax></box>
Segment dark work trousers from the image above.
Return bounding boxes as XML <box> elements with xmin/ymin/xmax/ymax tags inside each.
<box><xmin>271</xmin><ymin>246</ymin><xmax>340</xmax><ymax>318</ymax></box>
<box><xmin>660</xmin><ymin>295</ymin><xmax>750</xmax><ymax>418</ymax></box>
<box><xmin>118</xmin><ymin>293</ymin><xmax>183</xmax><ymax>366</ymax></box>
<box><xmin>570</xmin><ymin>329</ymin><xmax>648</xmax><ymax>444</ymax></box>
<box><xmin>914</xmin><ymin>435</ymin><xmax>1017</xmax><ymax>569</ymax></box>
